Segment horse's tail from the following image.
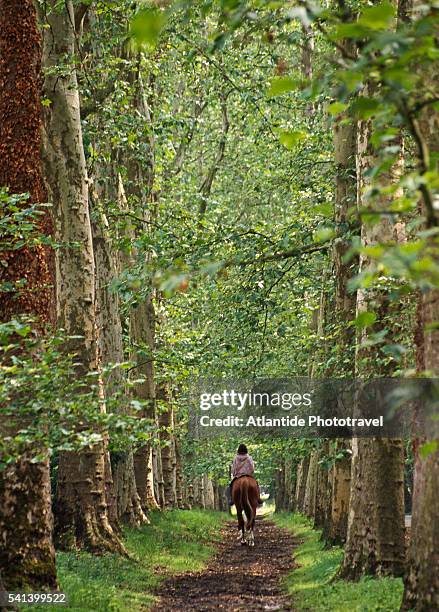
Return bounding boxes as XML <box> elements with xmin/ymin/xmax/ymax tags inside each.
<box><xmin>240</xmin><ymin>479</ymin><xmax>254</xmax><ymax>530</ymax></box>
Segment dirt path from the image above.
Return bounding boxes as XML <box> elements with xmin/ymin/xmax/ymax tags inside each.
<box><xmin>153</xmin><ymin>519</ymin><xmax>297</xmax><ymax>611</ymax></box>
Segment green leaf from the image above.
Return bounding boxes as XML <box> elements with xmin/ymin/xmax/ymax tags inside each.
<box><xmin>130</xmin><ymin>8</ymin><xmax>166</xmax><ymax>48</ymax></box>
<box><xmin>420</xmin><ymin>440</ymin><xmax>438</xmax><ymax>459</ymax></box>
<box><xmin>267</xmin><ymin>77</ymin><xmax>299</xmax><ymax>97</ymax></box>
<box><xmin>350</xmin><ymin>97</ymin><xmax>380</xmax><ymax>119</ymax></box>
<box><xmin>358</xmin><ymin>1</ymin><xmax>396</xmax><ymax>30</ymax></box>
<box><xmin>313</xmin><ymin>227</ymin><xmax>335</xmax><ymax>242</ymax></box>
<box><xmin>278</xmin><ymin>130</ymin><xmax>307</xmax><ymax>149</ymax></box>
<box><xmin>327</xmin><ymin>102</ymin><xmax>348</xmax><ymax>116</ymax></box>
<box><xmin>334</xmin><ymin>23</ymin><xmax>369</xmax><ymax>40</ymax></box>
<box><xmin>354</xmin><ymin>311</ymin><xmax>377</xmax><ymax>329</ymax></box>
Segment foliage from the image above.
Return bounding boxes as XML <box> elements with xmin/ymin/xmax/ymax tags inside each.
<box><xmin>0</xmin><ymin>318</ymin><xmax>155</xmax><ymax>467</ymax></box>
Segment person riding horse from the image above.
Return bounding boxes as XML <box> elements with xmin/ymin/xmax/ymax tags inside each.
<box><xmin>228</xmin><ymin>443</ymin><xmax>262</xmax><ymax>506</ymax></box>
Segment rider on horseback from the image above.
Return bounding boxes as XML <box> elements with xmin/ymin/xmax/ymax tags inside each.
<box><xmin>228</xmin><ymin>443</ymin><xmax>263</xmax><ymax>506</ymax></box>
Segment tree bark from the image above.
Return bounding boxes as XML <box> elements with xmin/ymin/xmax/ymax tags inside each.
<box><xmin>341</xmin><ymin>91</ymin><xmax>405</xmax><ymax>578</ymax></box>
<box><xmin>303</xmin><ymin>451</ymin><xmax>319</xmax><ymax>519</ymax></box>
<box><xmin>0</xmin><ymin>0</ymin><xmax>57</xmax><ymax>590</ymax></box>
<box><xmin>157</xmin><ymin>386</ymin><xmax>177</xmax><ymax>509</ymax></box>
<box><xmin>329</xmin><ymin>36</ymin><xmax>358</xmax><ymax>546</ymax></box>
<box><xmin>295</xmin><ymin>455</ymin><xmax>310</xmax><ymax>513</ymax></box>
<box><xmin>91</xmin><ymin>189</ymin><xmax>148</xmax><ymax>527</ymax></box>
<box><xmin>328</xmin><ymin>440</ymin><xmax>351</xmax><ymax>544</ymax></box>
<box><xmin>342</xmin><ymin>438</ymin><xmax>405</xmax><ymax>579</ymax></box>
<box><xmin>402</xmin><ymin>28</ymin><xmax>439</xmax><ymax>607</ymax></box>
<box><xmin>119</xmin><ymin>65</ymin><xmax>160</xmax><ymax>507</ymax></box>
<box><xmin>39</xmin><ymin>0</ymin><xmax>125</xmax><ymax>554</ymax></box>
<box><xmin>174</xmin><ymin>437</ymin><xmax>184</xmax><ymax>509</ymax></box>
<box><xmin>275</xmin><ymin>465</ymin><xmax>286</xmax><ymax>512</ymax></box>
<box><xmin>314</xmin><ymin>443</ymin><xmax>329</xmax><ymax>528</ymax></box>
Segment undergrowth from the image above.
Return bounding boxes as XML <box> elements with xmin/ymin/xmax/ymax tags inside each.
<box><xmin>30</xmin><ymin>510</ymin><xmax>228</xmax><ymax>612</ymax></box>
<box><xmin>274</xmin><ymin>513</ymin><xmax>404</xmax><ymax>612</ymax></box>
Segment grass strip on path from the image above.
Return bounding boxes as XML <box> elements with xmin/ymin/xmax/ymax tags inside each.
<box><xmin>274</xmin><ymin>513</ymin><xmax>403</xmax><ymax>612</ymax></box>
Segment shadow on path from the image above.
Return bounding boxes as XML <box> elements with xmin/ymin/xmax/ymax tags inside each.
<box><xmin>153</xmin><ymin>519</ymin><xmax>298</xmax><ymax>611</ymax></box>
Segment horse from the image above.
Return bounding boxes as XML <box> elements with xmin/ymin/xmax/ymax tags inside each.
<box><xmin>231</xmin><ymin>475</ymin><xmax>259</xmax><ymax>546</ymax></box>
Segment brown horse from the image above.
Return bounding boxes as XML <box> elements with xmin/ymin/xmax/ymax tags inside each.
<box><xmin>232</xmin><ymin>476</ymin><xmax>259</xmax><ymax>546</ymax></box>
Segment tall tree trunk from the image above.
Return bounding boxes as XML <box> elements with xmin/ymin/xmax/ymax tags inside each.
<box><xmin>328</xmin><ymin>440</ymin><xmax>351</xmax><ymax>544</ymax></box>
<box><xmin>402</xmin><ymin>31</ymin><xmax>439</xmax><ymax>608</ymax></box>
<box><xmin>329</xmin><ymin>36</ymin><xmax>358</xmax><ymax>546</ymax></box>
<box><xmin>120</xmin><ymin>59</ymin><xmax>160</xmax><ymax>511</ymax></box>
<box><xmin>39</xmin><ymin>0</ymin><xmax>124</xmax><ymax>554</ymax></box>
<box><xmin>91</xmin><ymin>188</ymin><xmax>148</xmax><ymax>527</ymax></box>
<box><xmin>314</xmin><ymin>442</ymin><xmax>329</xmax><ymax>528</ymax></box>
<box><xmin>174</xmin><ymin>437</ymin><xmax>184</xmax><ymax>509</ymax></box>
<box><xmin>0</xmin><ymin>0</ymin><xmax>57</xmax><ymax>590</ymax></box>
<box><xmin>284</xmin><ymin>457</ymin><xmax>295</xmax><ymax>511</ymax></box>
<box><xmin>131</xmin><ymin>296</ymin><xmax>160</xmax><ymax>511</ymax></box>
<box><xmin>295</xmin><ymin>455</ymin><xmax>310</xmax><ymax>513</ymax></box>
<box><xmin>340</xmin><ymin>85</ymin><xmax>405</xmax><ymax>579</ymax></box>
<box><xmin>114</xmin><ymin>172</ymin><xmax>159</xmax><ymax>513</ymax></box>
<box><xmin>157</xmin><ymin>386</ymin><xmax>177</xmax><ymax>509</ymax></box>
<box><xmin>303</xmin><ymin>451</ymin><xmax>319</xmax><ymax>518</ymax></box>
<box><xmin>275</xmin><ymin>465</ymin><xmax>286</xmax><ymax>512</ymax></box>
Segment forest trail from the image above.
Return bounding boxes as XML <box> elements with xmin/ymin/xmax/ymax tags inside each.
<box><xmin>153</xmin><ymin>518</ymin><xmax>297</xmax><ymax>611</ymax></box>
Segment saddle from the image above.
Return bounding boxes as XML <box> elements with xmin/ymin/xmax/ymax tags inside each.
<box><xmin>233</xmin><ymin>474</ymin><xmax>257</xmax><ymax>482</ymax></box>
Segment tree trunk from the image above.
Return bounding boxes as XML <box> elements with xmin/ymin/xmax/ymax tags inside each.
<box><xmin>329</xmin><ymin>37</ymin><xmax>358</xmax><ymax>546</ymax></box>
<box><xmin>314</xmin><ymin>442</ymin><xmax>329</xmax><ymax>528</ymax></box>
<box><xmin>340</xmin><ymin>70</ymin><xmax>406</xmax><ymax>577</ymax></box>
<box><xmin>204</xmin><ymin>476</ymin><xmax>215</xmax><ymax>510</ymax></box>
<box><xmin>328</xmin><ymin>440</ymin><xmax>351</xmax><ymax>544</ymax></box>
<box><xmin>174</xmin><ymin>437</ymin><xmax>184</xmax><ymax>509</ymax></box>
<box><xmin>402</xmin><ymin>34</ymin><xmax>439</xmax><ymax>608</ymax></box>
<box><xmin>114</xmin><ymin>174</ymin><xmax>160</xmax><ymax>513</ymax></box>
<box><xmin>275</xmin><ymin>465</ymin><xmax>286</xmax><ymax>512</ymax></box>
<box><xmin>341</xmin><ymin>438</ymin><xmax>405</xmax><ymax>578</ymax></box>
<box><xmin>303</xmin><ymin>451</ymin><xmax>319</xmax><ymax>519</ymax></box>
<box><xmin>0</xmin><ymin>0</ymin><xmax>57</xmax><ymax>590</ymax></box>
<box><xmin>295</xmin><ymin>456</ymin><xmax>310</xmax><ymax>513</ymax></box>
<box><xmin>39</xmin><ymin>0</ymin><xmax>124</xmax><ymax>554</ymax></box>
<box><xmin>284</xmin><ymin>457</ymin><xmax>295</xmax><ymax>511</ymax></box>
<box><xmin>157</xmin><ymin>386</ymin><xmax>177</xmax><ymax>509</ymax></box>
<box><xmin>91</xmin><ymin>190</ymin><xmax>148</xmax><ymax>527</ymax></box>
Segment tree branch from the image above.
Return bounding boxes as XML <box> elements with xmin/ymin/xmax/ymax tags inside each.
<box><xmin>198</xmin><ymin>92</ymin><xmax>230</xmax><ymax>219</ymax></box>
<box><xmin>75</xmin><ymin>3</ymin><xmax>90</xmax><ymax>34</ymax></box>
<box><xmin>224</xmin><ymin>240</ymin><xmax>330</xmax><ymax>268</ymax></box>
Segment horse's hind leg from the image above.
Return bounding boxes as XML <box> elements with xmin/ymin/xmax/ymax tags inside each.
<box><xmin>236</xmin><ymin>505</ymin><xmax>246</xmax><ymax>545</ymax></box>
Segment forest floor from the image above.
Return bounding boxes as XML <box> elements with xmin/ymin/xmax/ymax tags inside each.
<box><xmin>153</xmin><ymin>518</ymin><xmax>297</xmax><ymax>611</ymax></box>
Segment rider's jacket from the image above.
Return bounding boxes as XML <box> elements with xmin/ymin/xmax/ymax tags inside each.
<box><xmin>231</xmin><ymin>453</ymin><xmax>255</xmax><ymax>478</ymax></box>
